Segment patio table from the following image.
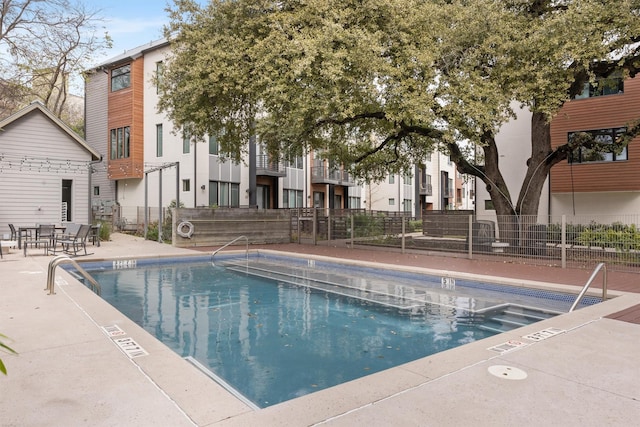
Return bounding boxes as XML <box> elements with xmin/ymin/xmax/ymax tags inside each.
<box><xmin>17</xmin><ymin>225</ymin><xmax>66</xmax><ymax>249</ymax></box>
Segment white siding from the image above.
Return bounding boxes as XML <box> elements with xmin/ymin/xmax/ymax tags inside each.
<box><xmin>0</xmin><ymin>110</ymin><xmax>93</xmax><ymax>236</ymax></box>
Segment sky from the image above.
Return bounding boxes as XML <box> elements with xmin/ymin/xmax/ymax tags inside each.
<box><xmin>86</xmin><ymin>0</ymin><xmax>173</xmax><ymax>65</ymax></box>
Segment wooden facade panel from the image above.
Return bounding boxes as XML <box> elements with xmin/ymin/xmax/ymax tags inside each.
<box><xmin>551</xmin><ymin>76</ymin><xmax>640</xmax><ymax>193</ymax></box>
<box><xmin>107</xmin><ymin>57</ymin><xmax>144</xmax><ymax>180</ymax></box>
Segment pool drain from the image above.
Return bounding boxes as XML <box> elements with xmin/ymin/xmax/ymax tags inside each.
<box><xmin>488</xmin><ymin>365</ymin><xmax>527</xmax><ymax>380</ymax></box>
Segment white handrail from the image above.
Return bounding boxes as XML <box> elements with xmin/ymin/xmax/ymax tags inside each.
<box><xmin>46</xmin><ymin>255</ymin><xmax>101</xmax><ymax>296</ymax></box>
<box><xmin>569</xmin><ymin>262</ymin><xmax>607</xmax><ymax>312</ymax></box>
<box><xmin>211</xmin><ymin>235</ymin><xmax>249</xmax><ymax>265</ymax></box>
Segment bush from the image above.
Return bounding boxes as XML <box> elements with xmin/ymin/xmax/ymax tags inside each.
<box><xmin>576</xmin><ymin>222</ymin><xmax>640</xmax><ymax>251</ymax></box>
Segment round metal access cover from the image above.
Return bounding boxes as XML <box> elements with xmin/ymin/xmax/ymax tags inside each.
<box><xmin>487</xmin><ymin>365</ymin><xmax>528</xmax><ymax>380</ymax></box>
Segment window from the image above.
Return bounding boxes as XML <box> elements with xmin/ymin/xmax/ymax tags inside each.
<box><xmin>569</xmin><ymin>128</ymin><xmax>628</xmax><ymax>164</ymax></box>
<box><xmin>209</xmin><ymin>181</ymin><xmax>240</xmax><ymax>207</ymax></box>
<box><xmin>389</xmin><ymin>198</ymin><xmax>395</xmax><ymax>206</ymax></box>
<box><xmin>209</xmin><ymin>135</ymin><xmax>219</xmax><ymax>155</ymax></box>
<box><xmin>183</xmin><ymin>129</ymin><xmax>191</xmax><ymax>154</ymax></box>
<box><xmin>574</xmin><ymin>72</ymin><xmax>624</xmax><ymax>99</ymax></box>
<box><xmin>155</xmin><ymin>61</ymin><xmax>164</xmax><ymax>94</ymax></box>
<box><xmin>111</xmin><ymin>64</ymin><xmax>130</xmax><ymax>91</ymax></box>
<box><xmin>283</xmin><ymin>189</ymin><xmax>304</xmax><ymax>208</ymax></box>
<box><xmin>403</xmin><ymin>199</ymin><xmax>412</xmax><ymax>212</ymax></box>
<box><xmin>156</xmin><ymin>124</ymin><xmax>163</xmax><ymax>157</ymax></box>
<box><xmin>93</xmin><ymin>186</ymin><xmax>100</xmax><ymax>196</ymax></box>
<box><xmin>182</xmin><ymin>179</ymin><xmax>190</xmax><ymax>192</ymax></box>
<box><xmin>403</xmin><ymin>172</ymin><xmax>412</xmax><ymax>185</ymax></box>
<box><xmin>109</xmin><ymin>126</ymin><xmax>130</xmax><ymax>159</ymax></box>
<box><xmin>348</xmin><ymin>196</ymin><xmax>361</xmax><ymax>209</ymax></box>
<box><xmin>389</xmin><ymin>175</ymin><xmax>395</xmax><ymax>184</ymax></box>
<box><xmin>287</xmin><ymin>156</ymin><xmax>304</xmax><ymax>169</ymax></box>
<box><xmin>484</xmin><ymin>199</ymin><xmax>495</xmax><ymax>210</ymax></box>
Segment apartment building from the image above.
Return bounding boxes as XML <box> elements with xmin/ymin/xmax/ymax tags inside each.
<box><xmin>84</xmin><ymin>39</ymin><xmax>470</xmax><ymax>222</ymax></box>
<box><xmin>550</xmin><ymin>74</ymin><xmax>640</xmax><ymax>217</ymax></box>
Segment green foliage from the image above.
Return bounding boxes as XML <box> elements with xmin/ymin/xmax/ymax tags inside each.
<box><xmin>576</xmin><ymin>222</ymin><xmax>640</xmax><ymax>251</ymax></box>
<box><xmin>549</xmin><ymin>221</ymin><xmax>640</xmax><ymax>252</ymax></box>
<box><xmin>409</xmin><ymin>220</ymin><xmax>422</xmax><ymax>233</ymax></box>
<box><xmin>96</xmin><ymin>220</ymin><xmax>111</xmax><ymax>242</ymax></box>
<box><xmin>159</xmin><ymin>0</ymin><xmax>640</xmax><ymax>216</ymax></box>
<box><xmin>353</xmin><ymin>213</ymin><xmax>384</xmax><ymax>238</ymax></box>
<box><xmin>0</xmin><ymin>333</ymin><xmax>17</xmax><ymax>375</ymax></box>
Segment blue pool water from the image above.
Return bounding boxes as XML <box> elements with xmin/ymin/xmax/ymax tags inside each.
<box><xmin>76</xmin><ymin>253</ymin><xmax>599</xmax><ymax>408</ymax></box>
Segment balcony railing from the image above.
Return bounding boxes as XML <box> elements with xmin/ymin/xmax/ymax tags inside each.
<box><xmin>443</xmin><ymin>187</ymin><xmax>454</xmax><ymax>198</ymax></box>
<box><xmin>311</xmin><ymin>166</ymin><xmax>355</xmax><ymax>186</ymax></box>
<box><xmin>256</xmin><ymin>154</ymin><xmax>286</xmax><ymax>177</ymax></box>
<box><xmin>420</xmin><ymin>182</ymin><xmax>433</xmax><ymax>196</ymax></box>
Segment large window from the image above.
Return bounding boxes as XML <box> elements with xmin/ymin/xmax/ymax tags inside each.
<box><xmin>209</xmin><ymin>135</ymin><xmax>219</xmax><ymax>155</ymax></box>
<box><xmin>283</xmin><ymin>189</ymin><xmax>304</xmax><ymax>208</ymax></box>
<box><xmin>109</xmin><ymin>126</ymin><xmax>130</xmax><ymax>159</ymax></box>
<box><xmin>156</xmin><ymin>124</ymin><xmax>163</xmax><ymax>157</ymax></box>
<box><xmin>574</xmin><ymin>72</ymin><xmax>624</xmax><ymax>99</ymax></box>
<box><xmin>569</xmin><ymin>128</ymin><xmax>628</xmax><ymax>164</ymax></box>
<box><xmin>348</xmin><ymin>196</ymin><xmax>361</xmax><ymax>209</ymax></box>
<box><xmin>209</xmin><ymin>181</ymin><xmax>240</xmax><ymax>207</ymax></box>
<box><xmin>111</xmin><ymin>64</ymin><xmax>130</xmax><ymax>91</ymax></box>
<box><xmin>287</xmin><ymin>156</ymin><xmax>304</xmax><ymax>169</ymax></box>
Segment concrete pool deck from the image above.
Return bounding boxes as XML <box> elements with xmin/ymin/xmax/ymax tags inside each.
<box><xmin>1</xmin><ymin>233</ymin><xmax>640</xmax><ymax>426</ymax></box>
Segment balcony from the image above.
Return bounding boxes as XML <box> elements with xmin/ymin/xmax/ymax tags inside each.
<box><xmin>420</xmin><ymin>182</ymin><xmax>433</xmax><ymax>196</ymax></box>
<box><xmin>256</xmin><ymin>154</ymin><xmax>286</xmax><ymax>177</ymax></box>
<box><xmin>443</xmin><ymin>187</ymin><xmax>454</xmax><ymax>198</ymax></box>
<box><xmin>311</xmin><ymin>166</ymin><xmax>355</xmax><ymax>186</ymax></box>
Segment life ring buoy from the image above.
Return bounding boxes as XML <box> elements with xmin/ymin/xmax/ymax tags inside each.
<box><xmin>177</xmin><ymin>220</ymin><xmax>194</xmax><ymax>238</ymax></box>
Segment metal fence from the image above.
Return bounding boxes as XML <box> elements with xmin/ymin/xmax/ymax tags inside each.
<box><xmin>100</xmin><ymin>205</ymin><xmax>640</xmax><ymax>273</ymax></box>
<box><xmin>294</xmin><ymin>209</ymin><xmax>640</xmax><ymax>273</ymax></box>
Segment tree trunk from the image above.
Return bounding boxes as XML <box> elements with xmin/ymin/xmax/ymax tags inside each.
<box><xmin>516</xmin><ymin>111</ymin><xmax>553</xmax><ymax>217</ymax></box>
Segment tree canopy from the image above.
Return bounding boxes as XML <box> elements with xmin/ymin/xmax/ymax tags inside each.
<box><xmin>0</xmin><ymin>0</ymin><xmax>111</xmax><ymax>125</ymax></box>
<box><xmin>159</xmin><ymin>0</ymin><xmax>640</xmax><ymax>216</ymax></box>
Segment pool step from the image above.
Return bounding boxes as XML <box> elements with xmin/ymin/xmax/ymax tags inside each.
<box><xmin>224</xmin><ymin>261</ymin><xmax>428</xmax><ymax>310</ymax></box>
<box><xmin>480</xmin><ymin>306</ymin><xmax>558</xmax><ymax>333</ymax></box>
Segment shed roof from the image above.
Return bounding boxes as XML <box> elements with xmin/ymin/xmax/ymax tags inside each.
<box><xmin>0</xmin><ymin>100</ymin><xmax>101</xmax><ymax>161</ymax></box>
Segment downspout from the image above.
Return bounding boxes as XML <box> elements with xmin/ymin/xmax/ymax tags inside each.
<box><xmin>88</xmin><ymin>157</ymin><xmax>102</xmax><ymax>224</ymax></box>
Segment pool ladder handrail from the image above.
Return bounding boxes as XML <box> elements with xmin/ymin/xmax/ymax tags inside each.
<box><xmin>46</xmin><ymin>255</ymin><xmax>101</xmax><ymax>296</ymax></box>
<box><xmin>211</xmin><ymin>235</ymin><xmax>249</xmax><ymax>265</ymax></box>
<box><xmin>569</xmin><ymin>262</ymin><xmax>607</xmax><ymax>312</ymax></box>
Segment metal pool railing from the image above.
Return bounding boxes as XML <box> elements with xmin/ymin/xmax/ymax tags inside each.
<box><xmin>211</xmin><ymin>235</ymin><xmax>249</xmax><ymax>266</ymax></box>
<box><xmin>46</xmin><ymin>255</ymin><xmax>101</xmax><ymax>296</ymax></box>
<box><xmin>569</xmin><ymin>263</ymin><xmax>607</xmax><ymax>312</ymax></box>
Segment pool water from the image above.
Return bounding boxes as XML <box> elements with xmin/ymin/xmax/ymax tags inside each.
<box><xmin>78</xmin><ymin>254</ymin><xmax>596</xmax><ymax>408</ymax></box>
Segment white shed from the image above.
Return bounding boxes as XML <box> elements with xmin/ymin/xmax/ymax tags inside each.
<box><xmin>0</xmin><ymin>101</ymin><xmax>101</xmax><ymax>238</ymax></box>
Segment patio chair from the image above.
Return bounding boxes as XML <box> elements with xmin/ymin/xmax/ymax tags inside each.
<box><xmin>54</xmin><ymin>224</ymin><xmax>92</xmax><ymax>256</ymax></box>
<box><xmin>9</xmin><ymin>223</ymin><xmax>31</xmax><ymax>242</ymax></box>
<box><xmin>23</xmin><ymin>224</ymin><xmax>54</xmax><ymax>256</ymax></box>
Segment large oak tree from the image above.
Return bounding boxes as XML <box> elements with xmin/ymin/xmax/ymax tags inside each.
<box><xmin>158</xmin><ymin>0</ymin><xmax>640</xmax><ymax>221</ymax></box>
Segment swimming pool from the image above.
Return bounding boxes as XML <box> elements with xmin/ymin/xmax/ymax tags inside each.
<box><xmin>75</xmin><ymin>252</ymin><xmax>599</xmax><ymax>408</ymax></box>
